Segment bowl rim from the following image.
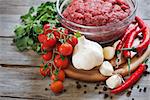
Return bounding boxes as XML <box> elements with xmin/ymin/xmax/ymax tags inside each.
<box><xmin>56</xmin><ymin>0</ymin><xmax>138</xmax><ymax>29</ymax></box>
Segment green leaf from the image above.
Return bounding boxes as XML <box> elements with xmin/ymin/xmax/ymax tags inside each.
<box><xmin>29</xmin><ymin>7</ymin><xmax>34</xmax><ymax>14</ymax></box>
<box><xmin>36</xmin><ymin>44</ymin><xmax>41</xmax><ymax>53</ymax></box>
<box><xmin>27</xmin><ymin>38</ymin><xmax>33</xmax><ymax>45</ymax></box>
<box><xmin>14</xmin><ymin>26</ymin><xmax>26</xmax><ymax>38</ymax></box>
<box><xmin>15</xmin><ymin>36</ymin><xmax>29</xmax><ymax>51</ymax></box>
<box><xmin>33</xmin><ymin>24</ymin><xmax>43</xmax><ymax>34</ymax></box>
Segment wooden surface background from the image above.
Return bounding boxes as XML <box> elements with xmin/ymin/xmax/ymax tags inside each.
<box><xmin>0</xmin><ymin>0</ymin><xmax>150</xmax><ymax>100</ymax></box>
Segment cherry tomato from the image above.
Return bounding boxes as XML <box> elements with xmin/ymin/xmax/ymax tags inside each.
<box><xmin>44</xmin><ymin>34</ymin><xmax>57</xmax><ymax>47</ymax></box>
<box><xmin>43</xmin><ymin>24</ymin><xmax>51</xmax><ymax>33</ymax></box>
<box><xmin>40</xmin><ymin>67</ymin><xmax>50</xmax><ymax>77</ymax></box>
<box><xmin>50</xmin><ymin>81</ymin><xmax>64</xmax><ymax>93</ymax></box>
<box><xmin>58</xmin><ymin>43</ymin><xmax>73</xmax><ymax>56</ymax></box>
<box><xmin>38</xmin><ymin>34</ymin><xmax>47</xmax><ymax>43</ymax></box>
<box><xmin>67</xmin><ymin>36</ymin><xmax>78</xmax><ymax>47</ymax></box>
<box><xmin>64</xmin><ymin>29</ymin><xmax>68</xmax><ymax>34</ymax></box>
<box><xmin>53</xmin><ymin>31</ymin><xmax>60</xmax><ymax>39</ymax></box>
<box><xmin>54</xmin><ymin>55</ymin><xmax>69</xmax><ymax>69</ymax></box>
<box><xmin>41</xmin><ymin>44</ymin><xmax>52</xmax><ymax>51</ymax></box>
<box><xmin>42</xmin><ymin>52</ymin><xmax>53</xmax><ymax>61</ymax></box>
<box><xmin>55</xmin><ymin>42</ymin><xmax>61</xmax><ymax>51</ymax></box>
<box><xmin>51</xmin><ymin>70</ymin><xmax>65</xmax><ymax>81</ymax></box>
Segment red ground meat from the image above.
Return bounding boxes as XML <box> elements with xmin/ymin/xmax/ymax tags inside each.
<box><xmin>62</xmin><ymin>0</ymin><xmax>130</xmax><ymax>26</ymax></box>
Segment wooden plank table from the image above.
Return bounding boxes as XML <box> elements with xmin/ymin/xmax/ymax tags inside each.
<box><xmin>0</xmin><ymin>0</ymin><xmax>150</xmax><ymax>100</ymax></box>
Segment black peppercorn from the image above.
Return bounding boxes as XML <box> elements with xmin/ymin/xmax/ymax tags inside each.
<box><xmin>84</xmin><ymin>91</ymin><xmax>87</xmax><ymax>94</ymax></box>
<box><xmin>98</xmin><ymin>91</ymin><xmax>102</xmax><ymax>94</ymax></box>
<box><xmin>95</xmin><ymin>87</ymin><xmax>98</xmax><ymax>90</ymax></box>
<box><xmin>76</xmin><ymin>81</ymin><xmax>79</xmax><ymax>84</ymax></box>
<box><xmin>139</xmin><ymin>88</ymin><xmax>142</xmax><ymax>92</ymax></box>
<box><xmin>126</xmin><ymin>91</ymin><xmax>131</xmax><ymax>97</ymax></box>
<box><xmin>110</xmin><ymin>96</ymin><xmax>113</xmax><ymax>99</ymax></box>
<box><xmin>96</xmin><ymin>83</ymin><xmax>100</xmax><ymax>87</ymax></box>
<box><xmin>143</xmin><ymin>87</ymin><xmax>147</xmax><ymax>93</ymax></box>
<box><xmin>45</xmin><ymin>88</ymin><xmax>48</xmax><ymax>91</ymax></box>
<box><xmin>103</xmin><ymin>86</ymin><xmax>107</xmax><ymax>91</ymax></box>
<box><xmin>76</xmin><ymin>84</ymin><xmax>81</xmax><ymax>89</ymax></box>
<box><xmin>84</xmin><ymin>84</ymin><xmax>87</xmax><ymax>87</ymax></box>
<box><xmin>104</xmin><ymin>94</ymin><xmax>109</xmax><ymax>99</ymax></box>
<box><xmin>64</xmin><ymin>89</ymin><xmax>67</xmax><ymax>92</ymax></box>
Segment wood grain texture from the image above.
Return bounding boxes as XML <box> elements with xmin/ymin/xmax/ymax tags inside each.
<box><xmin>0</xmin><ymin>38</ymin><xmax>41</xmax><ymax>66</ymax></box>
<box><xmin>0</xmin><ymin>0</ymin><xmax>150</xmax><ymax>99</ymax></box>
<box><xmin>0</xmin><ymin>66</ymin><xmax>149</xmax><ymax>100</ymax></box>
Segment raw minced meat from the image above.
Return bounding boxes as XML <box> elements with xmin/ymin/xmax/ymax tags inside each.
<box><xmin>62</xmin><ymin>0</ymin><xmax>130</xmax><ymax>26</ymax></box>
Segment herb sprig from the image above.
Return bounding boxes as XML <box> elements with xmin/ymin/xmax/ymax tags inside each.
<box><xmin>14</xmin><ymin>2</ymin><xmax>59</xmax><ymax>53</ymax></box>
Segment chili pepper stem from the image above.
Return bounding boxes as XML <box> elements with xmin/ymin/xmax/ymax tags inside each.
<box><xmin>116</xmin><ymin>51</ymin><xmax>121</xmax><ymax>67</ymax></box>
<box><xmin>121</xmin><ymin>47</ymin><xmax>136</xmax><ymax>52</ymax></box>
<box><xmin>127</xmin><ymin>58</ymin><xmax>131</xmax><ymax>76</ymax></box>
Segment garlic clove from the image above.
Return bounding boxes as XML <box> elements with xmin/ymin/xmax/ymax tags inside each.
<box><xmin>99</xmin><ymin>61</ymin><xmax>114</xmax><ymax>76</ymax></box>
<box><xmin>113</xmin><ymin>40</ymin><xmax>121</xmax><ymax>50</ymax></box>
<box><xmin>103</xmin><ymin>46</ymin><xmax>115</xmax><ymax>60</ymax></box>
<box><xmin>106</xmin><ymin>74</ymin><xmax>122</xmax><ymax>89</ymax></box>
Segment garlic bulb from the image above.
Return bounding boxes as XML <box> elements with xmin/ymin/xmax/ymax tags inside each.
<box><xmin>99</xmin><ymin>61</ymin><xmax>114</xmax><ymax>76</ymax></box>
<box><xmin>106</xmin><ymin>74</ymin><xmax>122</xmax><ymax>89</ymax></box>
<box><xmin>72</xmin><ymin>36</ymin><xmax>104</xmax><ymax>70</ymax></box>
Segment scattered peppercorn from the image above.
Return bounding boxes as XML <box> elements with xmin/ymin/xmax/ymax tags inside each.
<box><xmin>63</xmin><ymin>89</ymin><xmax>67</xmax><ymax>92</ymax></box>
<box><xmin>131</xmin><ymin>86</ymin><xmax>133</xmax><ymax>90</ymax></box>
<box><xmin>84</xmin><ymin>84</ymin><xmax>87</xmax><ymax>87</ymax></box>
<box><xmin>139</xmin><ymin>88</ymin><xmax>142</xmax><ymax>92</ymax></box>
<box><xmin>76</xmin><ymin>81</ymin><xmax>79</xmax><ymax>84</ymax></box>
<box><xmin>137</xmin><ymin>85</ymin><xmax>140</xmax><ymax>89</ymax></box>
<box><xmin>95</xmin><ymin>87</ymin><xmax>98</xmax><ymax>90</ymax></box>
<box><xmin>132</xmin><ymin>98</ymin><xmax>134</xmax><ymax>100</ymax></box>
<box><xmin>143</xmin><ymin>87</ymin><xmax>147</xmax><ymax>93</ymax></box>
<box><xmin>104</xmin><ymin>94</ymin><xmax>109</xmax><ymax>99</ymax></box>
<box><xmin>110</xmin><ymin>96</ymin><xmax>113</xmax><ymax>99</ymax></box>
<box><xmin>147</xmin><ymin>71</ymin><xmax>150</xmax><ymax>74</ymax></box>
<box><xmin>103</xmin><ymin>86</ymin><xmax>107</xmax><ymax>91</ymax></box>
<box><xmin>143</xmin><ymin>71</ymin><xmax>150</xmax><ymax>76</ymax></box>
<box><xmin>126</xmin><ymin>90</ymin><xmax>131</xmax><ymax>97</ymax></box>
<box><xmin>45</xmin><ymin>88</ymin><xmax>48</xmax><ymax>91</ymax></box>
<box><xmin>96</xmin><ymin>83</ymin><xmax>100</xmax><ymax>87</ymax></box>
<box><xmin>98</xmin><ymin>91</ymin><xmax>102</xmax><ymax>94</ymax></box>
<box><xmin>84</xmin><ymin>91</ymin><xmax>87</xmax><ymax>94</ymax></box>
<box><xmin>76</xmin><ymin>84</ymin><xmax>81</xmax><ymax>89</ymax></box>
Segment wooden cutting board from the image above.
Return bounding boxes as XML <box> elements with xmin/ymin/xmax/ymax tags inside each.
<box><xmin>64</xmin><ymin>47</ymin><xmax>150</xmax><ymax>82</ymax></box>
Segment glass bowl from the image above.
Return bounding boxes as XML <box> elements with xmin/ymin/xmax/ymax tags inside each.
<box><xmin>56</xmin><ymin>0</ymin><xmax>137</xmax><ymax>44</ymax></box>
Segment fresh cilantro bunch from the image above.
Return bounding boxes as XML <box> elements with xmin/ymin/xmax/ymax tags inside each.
<box><xmin>14</xmin><ymin>2</ymin><xmax>59</xmax><ymax>53</ymax></box>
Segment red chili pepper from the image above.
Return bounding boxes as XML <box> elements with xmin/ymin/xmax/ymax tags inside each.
<box><xmin>123</xmin><ymin>30</ymin><xmax>139</xmax><ymax>58</ymax></box>
<box><xmin>135</xmin><ymin>16</ymin><xmax>150</xmax><ymax>55</ymax></box>
<box><xmin>122</xmin><ymin>24</ymin><xmax>143</xmax><ymax>73</ymax></box>
<box><xmin>116</xmin><ymin>24</ymin><xmax>138</xmax><ymax>53</ymax></box>
<box><xmin>111</xmin><ymin>63</ymin><xmax>147</xmax><ymax>94</ymax></box>
<box><xmin>121</xmin><ymin>17</ymin><xmax>150</xmax><ymax>55</ymax></box>
<box><xmin>115</xmin><ymin>24</ymin><xmax>138</xmax><ymax>67</ymax></box>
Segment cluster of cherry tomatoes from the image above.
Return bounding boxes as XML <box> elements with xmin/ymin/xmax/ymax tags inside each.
<box><xmin>38</xmin><ymin>23</ymin><xmax>78</xmax><ymax>94</ymax></box>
